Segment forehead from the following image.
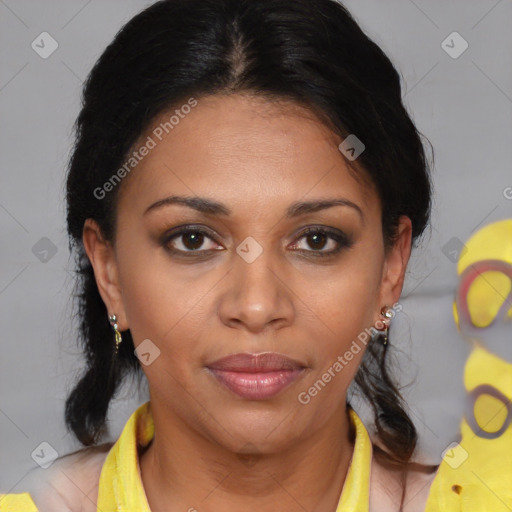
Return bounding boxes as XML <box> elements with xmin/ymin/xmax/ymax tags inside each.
<box><xmin>116</xmin><ymin>93</ymin><xmax>378</xmax><ymax>218</ymax></box>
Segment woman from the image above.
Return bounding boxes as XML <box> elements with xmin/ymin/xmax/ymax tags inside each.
<box><xmin>1</xmin><ymin>0</ymin><xmax>508</xmax><ymax>510</ymax></box>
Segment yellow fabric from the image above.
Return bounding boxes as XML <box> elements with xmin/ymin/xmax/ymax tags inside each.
<box><xmin>424</xmin><ymin>346</ymin><xmax>512</xmax><ymax>512</ymax></box>
<box><xmin>2</xmin><ymin>399</ymin><xmax>511</xmax><ymax>511</ymax></box>
<box><xmin>0</xmin><ymin>493</ymin><xmax>38</xmax><ymax>511</ymax></box>
<box><xmin>456</xmin><ymin>219</ymin><xmax>512</xmax><ymax>272</ymax></box>
<box><xmin>95</xmin><ymin>401</ymin><xmax>372</xmax><ymax>511</ymax></box>
<box><xmin>424</xmin><ymin>418</ymin><xmax>512</xmax><ymax>512</ymax></box>
<box><xmin>464</xmin><ymin>346</ymin><xmax>511</xmax><ymax>392</ymax></box>
<box><xmin>336</xmin><ymin>407</ymin><xmax>372</xmax><ymax>511</ymax></box>
<box><xmin>96</xmin><ymin>401</ymin><xmax>154</xmax><ymax>511</ymax></box>
<box><xmin>1</xmin><ymin>402</ymin><xmax>371</xmax><ymax>512</ymax></box>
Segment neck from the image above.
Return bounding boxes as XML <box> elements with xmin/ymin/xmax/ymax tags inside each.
<box><xmin>139</xmin><ymin>399</ymin><xmax>356</xmax><ymax>512</ymax></box>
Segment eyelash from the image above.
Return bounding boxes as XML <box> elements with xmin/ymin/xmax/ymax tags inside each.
<box><xmin>161</xmin><ymin>225</ymin><xmax>353</xmax><ymax>259</ymax></box>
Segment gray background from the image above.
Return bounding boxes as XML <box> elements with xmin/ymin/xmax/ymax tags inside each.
<box><xmin>1</xmin><ymin>0</ymin><xmax>511</xmax><ymax>492</ymax></box>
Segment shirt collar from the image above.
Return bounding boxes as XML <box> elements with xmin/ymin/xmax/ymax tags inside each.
<box><xmin>97</xmin><ymin>401</ymin><xmax>372</xmax><ymax>511</ymax></box>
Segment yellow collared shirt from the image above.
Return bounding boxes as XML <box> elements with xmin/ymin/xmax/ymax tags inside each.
<box><xmin>1</xmin><ymin>400</ymin><xmax>510</xmax><ymax>511</ymax></box>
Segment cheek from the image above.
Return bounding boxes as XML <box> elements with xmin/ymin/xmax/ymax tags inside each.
<box><xmin>314</xmin><ymin>257</ymin><xmax>383</xmax><ymax>337</ymax></box>
<box><xmin>293</xmin><ymin>271</ymin><xmax>380</xmax><ymax>416</ymax></box>
<box><xmin>298</xmin><ymin>245</ymin><xmax>384</xmax><ymax>394</ymax></box>
<box><xmin>115</xmin><ymin>238</ymin><xmax>215</xmax><ymax>359</ymax></box>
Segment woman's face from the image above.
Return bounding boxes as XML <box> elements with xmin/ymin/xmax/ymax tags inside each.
<box><xmin>84</xmin><ymin>93</ymin><xmax>411</xmax><ymax>454</ymax></box>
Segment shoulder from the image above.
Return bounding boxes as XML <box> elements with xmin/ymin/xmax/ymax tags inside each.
<box><xmin>23</xmin><ymin>443</ymin><xmax>113</xmax><ymax>512</ymax></box>
<box><xmin>370</xmin><ymin>452</ymin><xmax>439</xmax><ymax>512</ymax></box>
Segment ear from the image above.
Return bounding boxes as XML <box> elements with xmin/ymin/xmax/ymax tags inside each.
<box><xmin>378</xmin><ymin>215</ymin><xmax>412</xmax><ymax>308</ymax></box>
<box><xmin>82</xmin><ymin>218</ymin><xmax>128</xmax><ymax>330</ymax></box>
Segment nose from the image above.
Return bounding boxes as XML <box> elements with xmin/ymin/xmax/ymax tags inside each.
<box><xmin>217</xmin><ymin>240</ymin><xmax>295</xmax><ymax>334</ymax></box>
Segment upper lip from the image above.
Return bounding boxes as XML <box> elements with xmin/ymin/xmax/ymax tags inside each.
<box><xmin>206</xmin><ymin>352</ymin><xmax>306</xmax><ymax>372</ymax></box>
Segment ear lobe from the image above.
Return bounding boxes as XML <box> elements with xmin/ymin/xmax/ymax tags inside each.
<box><xmin>82</xmin><ymin>219</ymin><xmax>128</xmax><ymax>329</ymax></box>
<box><xmin>379</xmin><ymin>216</ymin><xmax>412</xmax><ymax>306</ymax></box>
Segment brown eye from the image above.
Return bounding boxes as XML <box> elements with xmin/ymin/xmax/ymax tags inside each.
<box><xmin>181</xmin><ymin>231</ymin><xmax>206</xmax><ymax>250</ymax></box>
<box><xmin>305</xmin><ymin>231</ymin><xmax>329</xmax><ymax>250</ymax></box>
<box><xmin>290</xmin><ymin>227</ymin><xmax>352</xmax><ymax>257</ymax></box>
<box><xmin>162</xmin><ymin>227</ymin><xmax>222</xmax><ymax>255</ymax></box>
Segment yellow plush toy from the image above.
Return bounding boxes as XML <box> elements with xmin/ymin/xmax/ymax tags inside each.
<box><xmin>454</xmin><ymin>218</ymin><xmax>512</xmax><ymax>440</ymax></box>
<box><xmin>431</xmin><ymin>218</ymin><xmax>512</xmax><ymax>510</ymax></box>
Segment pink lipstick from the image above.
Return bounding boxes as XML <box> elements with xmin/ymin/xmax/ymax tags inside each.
<box><xmin>206</xmin><ymin>352</ymin><xmax>306</xmax><ymax>400</ymax></box>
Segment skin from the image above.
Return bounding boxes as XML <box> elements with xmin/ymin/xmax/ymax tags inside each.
<box><xmin>82</xmin><ymin>93</ymin><xmax>413</xmax><ymax>511</ymax></box>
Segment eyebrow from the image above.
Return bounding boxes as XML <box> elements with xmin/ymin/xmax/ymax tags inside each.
<box><xmin>144</xmin><ymin>195</ymin><xmax>363</xmax><ymax>220</ymax></box>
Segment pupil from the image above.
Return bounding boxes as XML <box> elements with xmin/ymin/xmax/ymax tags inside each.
<box><xmin>184</xmin><ymin>232</ymin><xmax>204</xmax><ymax>250</ymax></box>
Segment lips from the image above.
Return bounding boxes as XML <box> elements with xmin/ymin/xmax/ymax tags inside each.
<box><xmin>206</xmin><ymin>352</ymin><xmax>306</xmax><ymax>400</ymax></box>
<box><xmin>207</xmin><ymin>352</ymin><xmax>304</xmax><ymax>372</ymax></box>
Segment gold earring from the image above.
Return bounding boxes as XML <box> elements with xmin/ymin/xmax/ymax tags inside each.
<box><xmin>109</xmin><ymin>314</ymin><xmax>122</xmax><ymax>354</ymax></box>
<box><xmin>379</xmin><ymin>306</ymin><xmax>393</xmax><ymax>345</ymax></box>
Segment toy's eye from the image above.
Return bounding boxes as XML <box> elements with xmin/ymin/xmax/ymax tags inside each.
<box><xmin>457</xmin><ymin>260</ymin><xmax>512</xmax><ymax>331</ymax></box>
<box><xmin>467</xmin><ymin>384</ymin><xmax>512</xmax><ymax>439</ymax></box>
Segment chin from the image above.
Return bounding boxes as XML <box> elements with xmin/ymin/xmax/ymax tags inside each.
<box><xmin>204</xmin><ymin>405</ymin><xmax>306</xmax><ymax>454</ymax></box>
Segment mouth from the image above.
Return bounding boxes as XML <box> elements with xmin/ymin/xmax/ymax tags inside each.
<box><xmin>206</xmin><ymin>352</ymin><xmax>306</xmax><ymax>400</ymax></box>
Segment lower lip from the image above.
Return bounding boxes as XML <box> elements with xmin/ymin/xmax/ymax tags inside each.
<box><xmin>207</xmin><ymin>368</ymin><xmax>304</xmax><ymax>400</ymax></box>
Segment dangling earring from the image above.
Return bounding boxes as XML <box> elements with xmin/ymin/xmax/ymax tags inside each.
<box><xmin>379</xmin><ymin>306</ymin><xmax>393</xmax><ymax>345</ymax></box>
<box><xmin>109</xmin><ymin>314</ymin><xmax>122</xmax><ymax>354</ymax></box>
